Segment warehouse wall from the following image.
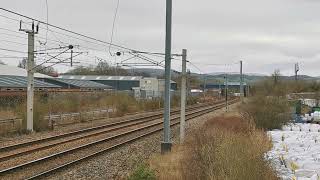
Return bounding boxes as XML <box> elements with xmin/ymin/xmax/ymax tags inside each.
<box><xmin>92</xmin><ymin>80</ymin><xmax>140</xmax><ymax>91</ymax></box>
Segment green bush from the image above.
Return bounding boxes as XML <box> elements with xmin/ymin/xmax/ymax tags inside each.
<box><xmin>127</xmin><ymin>164</ymin><xmax>156</xmax><ymax>180</ymax></box>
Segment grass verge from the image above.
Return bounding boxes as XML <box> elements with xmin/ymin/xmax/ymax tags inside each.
<box><xmin>149</xmin><ymin>114</ymin><xmax>278</xmax><ymax>180</ymax></box>
<box><xmin>240</xmin><ymin>96</ymin><xmax>291</xmax><ymax>130</ymax></box>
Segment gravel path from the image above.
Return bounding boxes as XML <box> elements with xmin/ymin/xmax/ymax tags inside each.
<box><xmin>48</xmin><ymin>103</ymin><xmax>239</xmax><ymax>180</ymax></box>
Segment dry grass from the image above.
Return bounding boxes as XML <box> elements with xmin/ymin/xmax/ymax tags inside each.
<box><xmin>0</xmin><ymin>109</ymin><xmax>21</xmax><ymax>135</ymax></box>
<box><xmin>240</xmin><ymin>95</ymin><xmax>291</xmax><ymax>130</ymax></box>
<box><xmin>150</xmin><ymin>114</ymin><xmax>278</xmax><ymax>180</ymax></box>
<box><xmin>0</xmin><ymin>109</ymin><xmax>15</xmax><ymax>119</ymax></box>
<box><xmin>1</xmin><ymin>92</ymin><xmax>201</xmax><ymax>133</ymax></box>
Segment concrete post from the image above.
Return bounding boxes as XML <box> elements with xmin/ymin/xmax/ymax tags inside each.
<box><xmin>26</xmin><ymin>32</ymin><xmax>35</xmax><ymax>131</ymax></box>
<box><xmin>180</xmin><ymin>49</ymin><xmax>187</xmax><ymax>143</ymax></box>
<box><xmin>161</xmin><ymin>0</ymin><xmax>173</xmax><ymax>154</ymax></box>
<box><xmin>20</xmin><ymin>21</ymin><xmax>38</xmax><ymax>131</ymax></box>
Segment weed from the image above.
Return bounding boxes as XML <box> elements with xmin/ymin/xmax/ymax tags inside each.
<box><xmin>151</xmin><ymin>115</ymin><xmax>278</xmax><ymax>180</ymax></box>
<box><xmin>127</xmin><ymin>163</ymin><xmax>156</xmax><ymax>180</ymax></box>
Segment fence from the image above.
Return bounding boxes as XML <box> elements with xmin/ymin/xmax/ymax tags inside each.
<box><xmin>0</xmin><ymin>89</ymin><xmax>217</xmax><ymax>134</ymax></box>
<box><xmin>46</xmin><ymin>108</ymin><xmax>114</xmax><ymax>129</ymax></box>
<box><xmin>0</xmin><ymin>118</ymin><xmax>22</xmax><ymax>135</ymax></box>
<box><xmin>0</xmin><ymin>90</ymin><xmax>168</xmax><ymax>134</ymax></box>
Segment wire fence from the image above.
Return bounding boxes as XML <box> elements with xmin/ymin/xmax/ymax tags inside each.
<box><xmin>0</xmin><ymin>91</ymin><xmax>26</xmax><ymax>134</ymax></box>
<box><xmin>0</xmin><ymin>89</ymin><xmax>222</xmax><ymax>135</ymax></box>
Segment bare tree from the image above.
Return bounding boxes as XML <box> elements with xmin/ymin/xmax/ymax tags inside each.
<box><xmin>66</xmin><ymin>61</ymin><xmax>129</xmax><ymax>76</ymax></box>
<box><xmin>17</xmin><ymin>58</ymin><xmax>57</xmax><ymax>76</ymax></box>
<box><xmin>272</xmin><ymin>69</ymin><xmax>281</xmax><ymax>85</ymax></box>
<box><xmin>17</xmin><ymin>58</ymin><xmax>27</xmax><ymax>69</ymax></box>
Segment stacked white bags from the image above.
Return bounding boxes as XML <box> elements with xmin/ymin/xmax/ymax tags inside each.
<box><xmin>267</xmin><ymin>124</ymin><xmax>320</xmax><ymax>180</ymax></box>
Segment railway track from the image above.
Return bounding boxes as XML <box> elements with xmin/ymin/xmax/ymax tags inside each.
<box><xmin>0</xmin><ymin>99</ymin><xmax>237</xmax><ymax>179</ymax></box>
<box><xmin>0</xmin><ymin>101</ymin><xmax>219</xmax><ymax>155</ymax></box>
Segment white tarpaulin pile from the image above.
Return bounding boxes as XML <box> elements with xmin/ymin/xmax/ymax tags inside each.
<box><xmin>267</xmin><ymin>123</ymin><xmax>320</xmax><ymax>180</ymax></box>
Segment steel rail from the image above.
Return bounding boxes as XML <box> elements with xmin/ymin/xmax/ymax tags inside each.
<box><xmin>0</xmin><ymin>102</ymin><xmax>218</xmax><ymax>153</ymax></box>
<box><xmin>0</xmin><ymin>115</ymin><xmax>166</xmax><ymax>162</ymax></box>
<box><xmin>0</xmin><ymin>103</ymin><xmax>213</xmax><ymax>162</ymax></box>
<box><xmin>26</xmin><ymin>102</ymin><xmax>233</xmax><ymax>180</ymax></box>
<box><xmin>0</xmin><ymin>100</ymin><xmax>237</xmax><ymax>179</ymax></box>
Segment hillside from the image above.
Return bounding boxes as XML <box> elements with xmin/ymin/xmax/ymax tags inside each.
<box><xmin>132</xmin><ymin>68</ymin><xmax>319</xmax><ymax>84</ymax></box>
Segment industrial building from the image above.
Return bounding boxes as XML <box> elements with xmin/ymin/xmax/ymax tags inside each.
<box><xmin>201</xmin><ymin>82</ymin><xmax>248</xmax><ymax>96</ymax></box>
<box><xmin>0</xmin><ymin>65</ymin><xmax>112</xmax><ymax>92</ymax></box>
<box><xmin>0</xmin><ymin>65</ymin><xmax>177</xmax><ymax>98</ymax></box>
<box><xmin>0</xmin><ymin>75</ymin><xmax>60</xmax><ymax>91</ymax></box>
<box><xmin>0</xmin><ymin>65</ymin><xmax>60</xmax><ymax>92</ymax></box>
<box><xmin>59</xmin><ymin>75</ymin><xmax>141</xmax><ymax>91</ymax></box>
<box><xmin>41</xmin><ymin>78</ymin><xmax>113</xmax><ymax>91</ymax></box>
<box><xmin>59</xmin><ymin>75</ymin><xmax>177</xmax><ymax>99</ymax></box>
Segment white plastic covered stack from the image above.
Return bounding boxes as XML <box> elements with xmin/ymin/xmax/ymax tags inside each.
<box><xmin>267</xmin><ymin>123</ymin><xmax>320</xmax><ymax>180</ymax></box>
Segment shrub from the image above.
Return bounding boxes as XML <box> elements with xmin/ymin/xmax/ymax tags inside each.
<box><xmin>151</xmin><ymin>116</ymin><xmax>278</xmax><ymax>180</ymax></box>
<box><xmin>127</xmin><ymin>164</ymin><xmax>156</xmax><ymax>180</ymax></box>
<box><xmin>240</xmin><ymin>95</ymin><xmax>291</xmax><ymax>130</ymax></box>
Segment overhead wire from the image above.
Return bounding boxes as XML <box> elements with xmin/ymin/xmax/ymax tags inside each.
<box><xmin>108</xmin><ymin>0</ymin><xmax>120</xmax><ymax>56</ymax></box>
<box><xmin>0</xmin><ymin>7</ymin><xmax>185</xmax><ymax>72</ymax></box>
<box><xmin>0</xmin><ymin>53</ymin><xmax>26</xmax><ymax>59</ymax></box>
<box><xmin>0</xmin><ymin>8</ymin><xmax>137</xmax><ymax>52</ymax></box>
<box><xmin>1</xmin><ymin>39</ymin><xmax>28</xmax><ymax>46</ymax></box>
<box><xmin>0</xmin><ymin>7</ymin><xmax>184</xmax><ymax>59</ymax></box>
<box><xmin>0</xmin><ymin>47</ymin><xmax>27</xmax><ymax>54</ymax></box>
<box><xmin>45</xmin><ymin>0</ymin><xmax>49</xmax><ymax>46</ymax></box>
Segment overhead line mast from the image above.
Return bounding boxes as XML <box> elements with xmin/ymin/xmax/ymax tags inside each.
<box><xmin>19</xmin><ymin>21</ymin><xmax>38</xmax><ymax>132</ymax></box>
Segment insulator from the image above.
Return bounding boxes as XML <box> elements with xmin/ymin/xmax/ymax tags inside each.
<box><xmin>68</xmin><ymin>45</ymin><xmax>74</xmax><ymax>49</ymax></box>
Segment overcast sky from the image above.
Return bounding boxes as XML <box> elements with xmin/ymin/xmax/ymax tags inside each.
<box><xmin>1</xmin><ymin>0</ymin><xmax>320</xmax><ymax>76</ymax></box>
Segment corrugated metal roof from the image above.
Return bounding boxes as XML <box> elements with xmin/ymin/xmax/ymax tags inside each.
<box><xmin>59</xmin><ymin>75</ymin><xmax>143</xmax><ymax>81</ymax></box>
<box><xmin>205</xmin><ymin>82</ymin><xmax>247</xmax><ymax>86</ymax></box>
<box><xmin>158</xmin><ymin>79</ymin><xmax>177</xmax><ymax>84</ymax></box>
<box><xmin>52</xmin><ymin>78</ymin><xmax>112</xmax><ymax>89</ymax></box>
<box><xmin>0</xmin><ymin>75</ymin><xmax>60</xmax><ymax>88</ymax></box>
<box><xmin>224</xmin><ymin>82</ymin><xmax>247</xmax><ymax>86</ymax></box>
<box><xmin>0</xmin><ymin>65</ymin><xmax>53</xmax><ymax>78</ymax></box>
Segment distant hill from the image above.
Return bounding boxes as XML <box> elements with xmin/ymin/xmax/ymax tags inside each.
<box><xmin>208</xmin><ymin>72</ymin><xmax>267</xmax><ymax>76</ymax></box>
<box><xmin>130</xmin><ymin>68</ymin><xmax>180</xmax><ymax>77</ymax></box>
<box><xmin>129</xmin><ymin>68</ymin><xmax>319</xmax><ymax>84</ymax></box>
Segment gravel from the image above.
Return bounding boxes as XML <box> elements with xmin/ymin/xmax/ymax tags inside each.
<box><xmin>48</xmin><ymin>103</ymin><xmax>239</xmax><ymax>180</ymax></box>
<box><xmin>0</xmin><ymin>103</ymin><xmax>207</xmax><ymax>147</ymax></box>
<box><xmin>0</xmin><ymin>110</ymin><xmax>163</xmax><ymax>147</ymax></box>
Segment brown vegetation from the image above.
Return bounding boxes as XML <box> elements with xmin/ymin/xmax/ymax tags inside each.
<box><xmin>149</xmin><ymin>115</ymin><xmax>278</xmax><ymax>180</ymax></box>
<box><xmin>240</xmin><ymin>95</ymin><xmax>291</xmax><ymax>130</ymax></box>
<box><xmin>1</xmin><ymin>92</ymin><xmax>200</xmax><ymax>133</ymax></box>
<box><xmin>252</xmin><ymin>78</ymin><xmax>320</xmax><ymax>97</ymax></box>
